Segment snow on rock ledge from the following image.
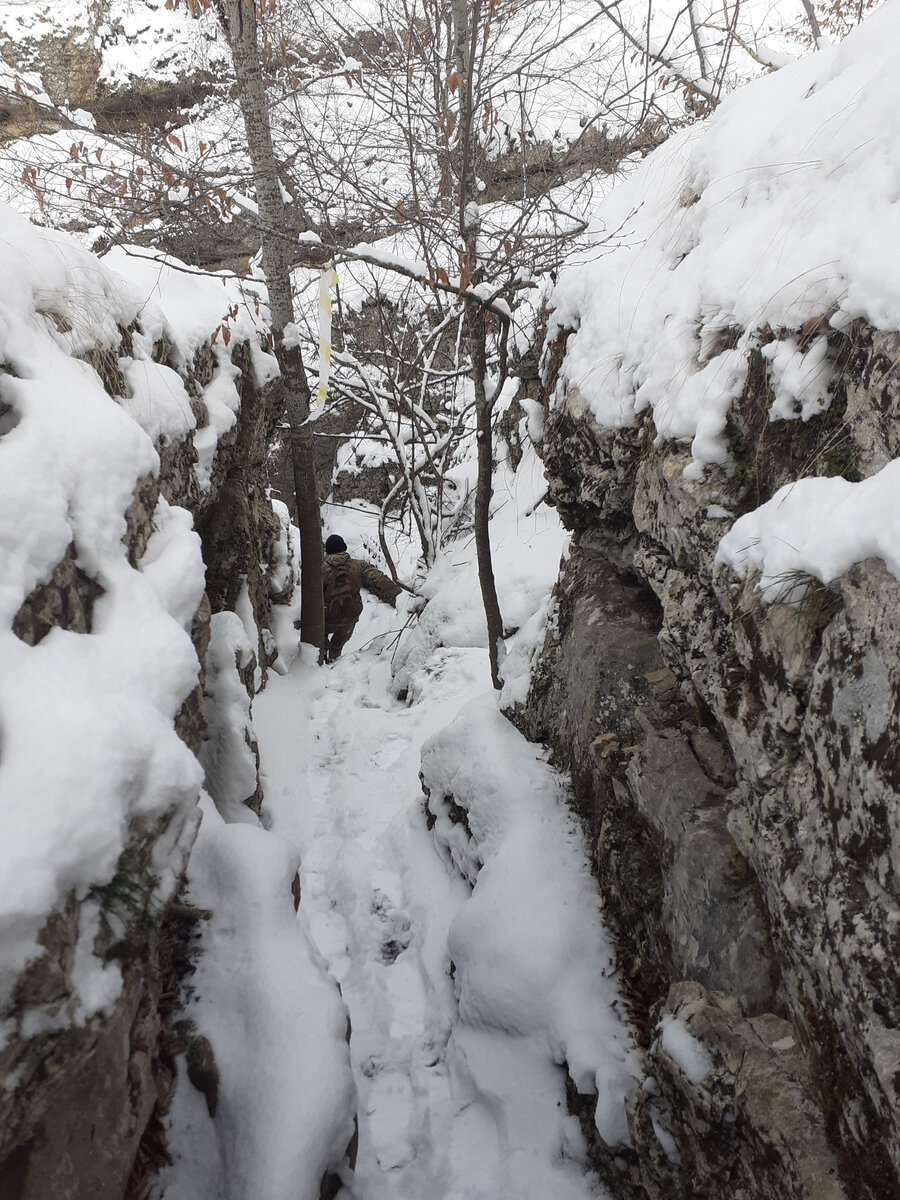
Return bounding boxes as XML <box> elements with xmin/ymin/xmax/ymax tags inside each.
<box><xmin>0</xmin><ymin>208</ymin><xmax>212</xmax><ymax>996</ymax></box>
<box><xmin>550</xmin><ymin>2</ymin><xmax>900</xmax><ymax>479</ymax></box>
<box><xmin>533</xmin><ymin>8</ymin><xmax>900</xmax><ymax>1196</ymax></box>
<box><xmin>0</xmin><ymin>205</ymin><xmax>283</xmax><ymax>1200</ymax></box>
<box><xmin>716</xmin><ymin>458</ymin><xmax>900</xmax><ymax>598</ymax></box>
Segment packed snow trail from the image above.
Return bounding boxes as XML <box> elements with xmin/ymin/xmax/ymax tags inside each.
<box><xmin>158</xmin><ymin>456</ymin><xmax>638</xmax><ymax>1199</ymax></box>
<box><xmin>253</xmin><ymin>616</ymin><xmax>616</xmax><ymax>1200</ymax></box>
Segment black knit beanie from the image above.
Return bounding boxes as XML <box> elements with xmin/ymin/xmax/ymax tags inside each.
<box><xmin>325</xmin><ymin>534</ymin><xmax>347</xmax><ymax>554</ymax></box>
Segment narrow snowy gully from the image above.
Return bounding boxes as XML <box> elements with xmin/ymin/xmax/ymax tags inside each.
<box><xmin>157</xmin><ymin>460</ymin><xmax>639</xmax><ymax>1199</ymax></box>
<box><xmin>252</xmin><ymin>579</ymin><xmax>636</xmax><ymax>1200</ymax></box>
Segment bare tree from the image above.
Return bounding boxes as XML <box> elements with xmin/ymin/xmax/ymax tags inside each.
<box><xmin>273</xmin><ymin>0</ymin><xmax>614</xmax><ymax>687</ymax></box>
<box><xmin>221</xmin><ymin>0</ymin><xmax>324</xmax><ymax>653</ymax></box>
<box><xmin>450</xmin><ymin>0</ymin><xmax>505</xmax><ymax>689</ymax></box>
<box><xmin>0</xmin><ymin>0</ymin><xmax>882</xmax><ymax>682</ymax></box>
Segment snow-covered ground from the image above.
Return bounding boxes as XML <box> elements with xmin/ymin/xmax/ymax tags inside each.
<box><xmin>159</xmin><ymin>454</ymin><xmax>639</xmax><ymax>1200</ymax></box>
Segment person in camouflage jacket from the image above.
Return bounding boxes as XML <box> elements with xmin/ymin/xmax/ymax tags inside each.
<box><xmin>322</xmin><ymin>534</ymin><xmax>402</xmax><ymax>662</ymax></box>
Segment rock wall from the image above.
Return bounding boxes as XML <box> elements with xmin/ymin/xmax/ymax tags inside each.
<box><xmin>516</xmin><ymin>322</ymin><xmax>899</xmax><ymax>1200</ymax></box>
<box><xmin>0</xmin><ymin>319</ymin><xmax>286</xmax><ymax>1200</ymax></box>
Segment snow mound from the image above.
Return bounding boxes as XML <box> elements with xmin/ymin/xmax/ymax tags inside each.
<box><xmin>393</xmin><ymin>444</ymin><xmax>566</xmax><ymax>704</ymax></box>
<box><xmin>421</xmin><ymin>698</ymin><xmax>640</xmax><ymax>1148</ymax></box>
<box><xmin>0</xmin><ymin>206</ymin><xmax>209</xmax><ymax>1001</ymax></box>
<box><xmin>551</xmin><ymin>4</ymin><xmax>900</xmax><ymax>472</ymax></box>
<box><xmin>0</xmin><ymin>205</ymin><xmax>277</xmax><ymax>1010</ymax></box>
<box><xmin>160</xmin><ymin>798</ymin><xmax>357</xmax><ymax>1200</ymax></box>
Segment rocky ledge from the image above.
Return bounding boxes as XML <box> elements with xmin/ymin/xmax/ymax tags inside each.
<box><xmin>514</xmin><ymin>321</ymin><xmax>899</xmax><ymax>1200</ymax></box>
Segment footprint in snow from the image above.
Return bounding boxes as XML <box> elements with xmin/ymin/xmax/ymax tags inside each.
<box><xmin>371</xmin><ymin>889</ymin><xmax>412</xmax><ymax>962</ymax></box>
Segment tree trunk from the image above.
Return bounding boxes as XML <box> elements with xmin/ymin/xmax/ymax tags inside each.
<box><xmin>468</xmin><ymin>309</ymin><xmax>505</xmax><ymax>690</ymax></box>
<box><xmin>453</xmin><ymin>0</ymin><xmax>504</xmax><ymax>689</ymax></box>
<box><xmin>222</xmin><ymin>0</ymin><xmax>324</xmax><ymax>653</ymax></box>
<box><xmin>800</xmin><ymin>0</ymin><xmax>823</xmax><ymax>42</ymax></box>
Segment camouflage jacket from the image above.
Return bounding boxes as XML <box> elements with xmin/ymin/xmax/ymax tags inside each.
<box><xmin>322</xmin><ymin>552</ymin><xmax>401</xmax><ymax>627</ymax></box>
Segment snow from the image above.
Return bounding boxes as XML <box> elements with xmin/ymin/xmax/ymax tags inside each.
<box><xmin>159</xmin><ymin>797</ymin><xmax>357</xmax><ymax>1200</ymax></box>
<box><xmin>0</xmin><ymin>206</ymin><xmax>206</xmax><ymax>1002</ymax></box>
<box><xmin>0</xmin><ymin>199</ymin><xmax>281</xmax><ymax>1039</ymax></box>
<box><xmin>552</xmin><ymin>4</ymin><xmax>900</xmax><ymax>466</ymax></box>
<box><xmin>157</xmin><ymin>438</ymin><xmax>632</xmax><ymax>1197</ymax></box>
<box><xmin>422</xmin><ymin>699</ymin><xmax>640</xmax><ymax>1147</ymax></box>
<box><xmin>0</xmin><ymin>57</ymin><xmax>51</xmax><ymax>107</ymax></box>
<box><xmin>101</xmin><ymin>245</ymin><xmax>270</xmax><ymax>371</ymax></box>
<box><xmin>550</xmin><ymin>2</ymin><xmax>900</xmax><ymax>596</ymax></box>
<box><xmin>99</xmin><ymin>245</ymin><xmax>277</xmax><ymax>488</ymax></box>
<box><xmin>8</xmin><ymin>0</ymin><xmax>893</xmax><ymax>1189</ymax></box>
<box><xmin>658</xmin><ymin>1015</ymin><xmax>713</xmax><ymax>1085</ymax></box>
<box><xmin>762</xmin><ymin>337</ymin><xmax>832</xmax><ymax>423</ymax></box>
<box><xmin>347</xmin><ymin>242</ymin><xmax>428</xmax><ymax>280</ymax></box>
<box><xmin>334</xmin><ymin>437</ymin><xmax>396</xmax><ymax>481</ymax></box>
<box><xmin>392</xmin><ymin>443</ymin><xmax>567</xmax><ymax>705</ymax></box>
<box><xmin>70</xmin><ymin>899</ymin><xmax>124</xmax><ymax>1022</ymax></box>
<box><xmin>716</xmin><ymin>458</ymin><xmax>900</xmax><ymax>598</ymax></box>
<box><xmin>246</xmin><ymin>656</ymin><xmax>624</xmax><ymax>1195</ymax></box>
<box><xmin>200</xmin><ymin>612</ymin><xmax>261</xmax><ymax>824</ymax></box>
<box><xmin>120</xmin><ymin>355</ymin><xmax>196</xmax><ymax>443</ymax></box>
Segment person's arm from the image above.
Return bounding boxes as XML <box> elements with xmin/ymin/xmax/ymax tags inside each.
<box><xmin>359</xmin><ymin>562</ymin><xmax>402</xmax><ymax>605</ymax></box>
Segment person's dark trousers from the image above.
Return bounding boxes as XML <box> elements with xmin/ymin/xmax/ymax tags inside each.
<box><xmin>326</xmin><ymin>620</ymin><xmax>357</xmax><ymax>662</ymax></box>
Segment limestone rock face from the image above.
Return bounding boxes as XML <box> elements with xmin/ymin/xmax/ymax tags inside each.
<box><xmin>0</xmin><ymin>323</ymin><xmax>283</xmax><ymax>1200</ymax></box>
<box><xmin>0</xmin><ymin>12</ymin><xmax>103</xmax><ymax>111</ymax></box>
<box><xmin>520</xmin><ymin>326</ymin><xmax>900</xmax><ymax>1199</ymax></box>
<box><xmin>0</xmin><ymin>0</ymin><xmax>218</xmax><ymax>117</ymax></box>
<box><xmin>631</xmin><ymin>982</ymin><xmax>846</xmax><ymax>1200</ymax></box>
<box><xmin>0</xmin><ymin>845</ymin><xmax>182</xmax><ymax>1200</ymax></box>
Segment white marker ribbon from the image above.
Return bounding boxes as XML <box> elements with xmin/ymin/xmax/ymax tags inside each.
<box><xmin>316</xmin><ymin>263</ymin><xmax>338</xmax><ymax>407</ymax></box>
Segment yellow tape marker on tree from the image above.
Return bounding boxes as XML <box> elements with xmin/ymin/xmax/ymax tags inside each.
<box><xmin>316</xmin><ymin>263</ymin><xmax>338</xmax><ymax>407</ymax></box>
